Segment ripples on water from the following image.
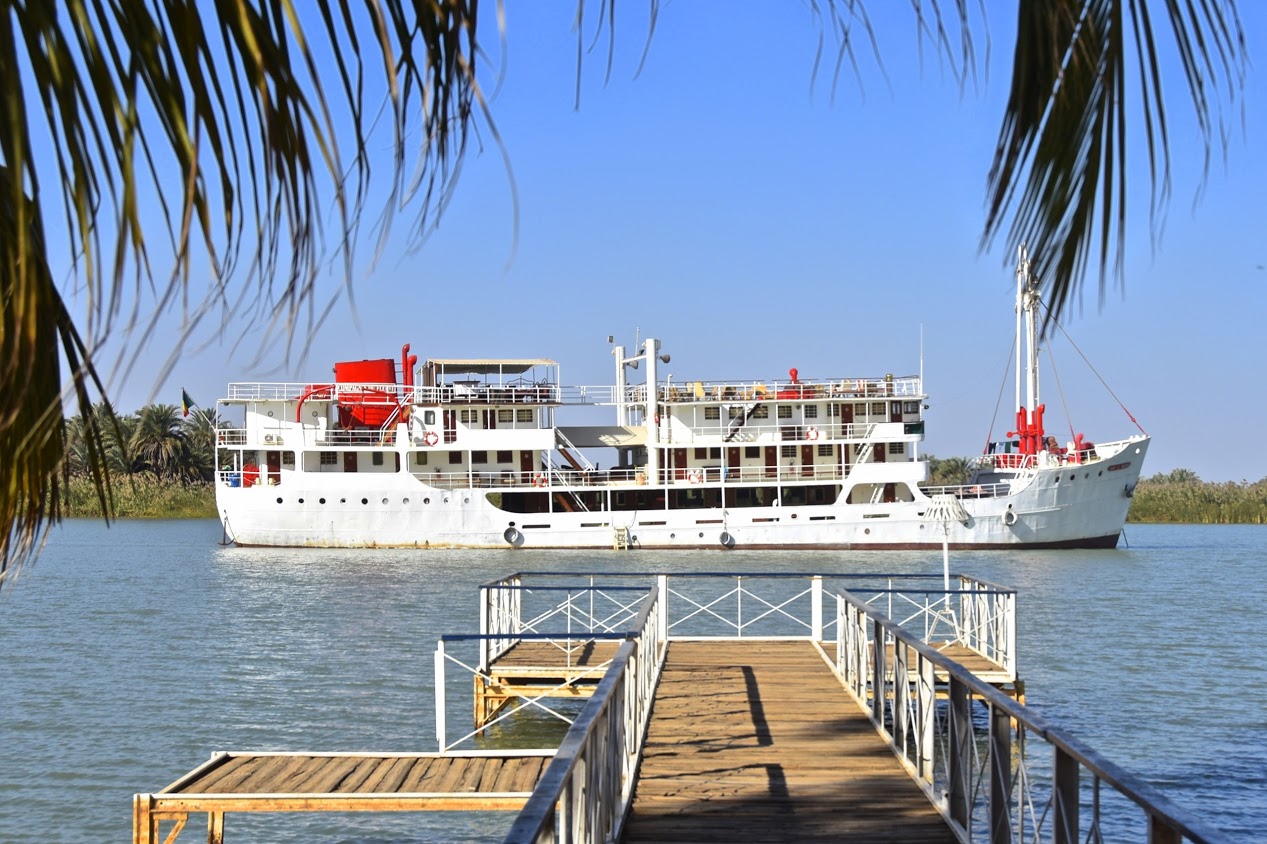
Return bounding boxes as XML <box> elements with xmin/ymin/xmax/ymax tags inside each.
<box><xmin>1</xmin><ymin>521</ymin><xmax>1263</xmax><ymax>842</ymax></box>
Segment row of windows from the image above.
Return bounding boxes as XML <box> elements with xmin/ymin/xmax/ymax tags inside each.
<box><xmin>700</xmin><ymin>401</ymin><xmax>922</xmax><ymax>421</ymax></box>
<box><xmin>456</xmin><ymin>409</ymin><xmax>536</xmax><ymax>424</ymax></box>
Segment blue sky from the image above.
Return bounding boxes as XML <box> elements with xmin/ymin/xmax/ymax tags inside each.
<box><xmin>81</xmin><ymin>2</ymin><xmax>1265</xmax><ymax>482</ymax></box>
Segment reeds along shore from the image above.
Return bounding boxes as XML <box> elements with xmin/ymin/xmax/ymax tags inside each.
<box><xmin>58</xmin><ymin>468</ymin><xmax>1267</xmax><ymax>525</ymax></box>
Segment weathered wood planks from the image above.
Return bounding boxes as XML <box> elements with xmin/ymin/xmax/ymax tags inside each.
<box><xmin>621</xmin><ymin>640</ymin><xmax>957</xmax><ymax>843</ymax></box>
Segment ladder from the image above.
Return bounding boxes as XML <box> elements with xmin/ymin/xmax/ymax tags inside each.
<box><xmin>612</xmin><ymin>526</ymin><xmax>630</xmax><ymax>551</ymax></box>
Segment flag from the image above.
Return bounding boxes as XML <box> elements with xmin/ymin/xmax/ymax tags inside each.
<box><xmin>181</xmin><ymin>388</ymin><xmax>196</xmax><ymax>418</ymax></box>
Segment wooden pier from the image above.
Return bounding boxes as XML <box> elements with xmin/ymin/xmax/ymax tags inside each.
<box><xmin>622</xmin><ymin>640</ymin><xmax>955</xmax><ymax>842</ymax></box>
<box><xmin>136</xmin><ymin>572</ymin><xmax>1223</xmax><ymax>843</ymax></box>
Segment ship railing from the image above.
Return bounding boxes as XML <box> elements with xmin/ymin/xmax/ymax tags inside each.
<box><xmin>656</xmin><ymin>375</ymin><xmax>923</xmax><ymax>404</ymax></box>
<box><xmin>920</xmin><ymin>481</ymin><xmax>1012</xmax><ymax>499</ymax></box>
<box><xmin>670</xmin><ymin>419</ymin><xmax>891</xmax><ymax>444</ymax></box>
<box><xmin>836</xmin><ymin>588</ymin><xmax>1227</xmax><ymax>844</ymax></box>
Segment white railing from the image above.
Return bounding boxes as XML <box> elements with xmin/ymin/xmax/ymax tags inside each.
<box><xmin>920</xmin><ymin>481</ymin><xmax>1012</xmax><ymax>499</ymax></box>
<box><xmin>657</xmin><ymin>375</ymin><xmax>923</xmax><ymax>403</ymax></box>
<box><xmin>502</xmin><ymin>587</ymin><xmax>665</xmax><ymax>843</ymax></box>
<box><xmin>835</xmin><ymin>589</ymin><xmax>1228</xmax><ymax>844</ymax></box>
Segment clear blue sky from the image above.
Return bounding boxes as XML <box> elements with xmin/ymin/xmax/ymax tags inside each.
<box><xmin>83</xmin><ymin>2</ymin><xmax>1266</xmax><ymax>482</ymax></box>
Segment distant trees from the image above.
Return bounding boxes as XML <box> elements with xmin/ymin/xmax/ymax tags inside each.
<box><xmin>64</xmin><ymin>404</ymin><xmax>217</xmax><ymax>485</ymax></box>
<box><xmin>1129</xmin><ymin>471</ymin><xmax>1267</xmax><ymax>524</ymax></box>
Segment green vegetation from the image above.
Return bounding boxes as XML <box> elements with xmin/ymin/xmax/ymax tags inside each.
<box><xmin>922</xmin><ymin>457</ymin><xmax>1267</xmax><ymax>525</ymax></box>
<box><xmin>61</xmin><ymin>404</ymin><xmax>218</xmax><ymax>519</ymax></box>
<box><xmin>1127</xmin><ymin>470</ymin><xmax>1267</xmax><ymax>525</ymax></box>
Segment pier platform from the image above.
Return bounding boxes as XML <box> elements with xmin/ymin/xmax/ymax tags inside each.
<box><xmin>622</xmin><ymin>639</ymin><xmax>955</xmax><ymax>842</ymax></box>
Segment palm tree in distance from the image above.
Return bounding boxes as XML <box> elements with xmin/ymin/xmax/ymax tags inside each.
<box><xmin>130</xmin><ymin>404</ymin><xmax>189</xmax><ymax>481</ymax></box>
<box><xmin>0</xmin><ymin>1</ymin><xmax>1247</xmax><ymax>582</ymax></box>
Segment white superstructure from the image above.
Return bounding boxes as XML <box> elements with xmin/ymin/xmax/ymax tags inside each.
<box><xmin>214</xmin><ymin>249</ymin><xmax>1148</xmax><ymax>550</ymax></box>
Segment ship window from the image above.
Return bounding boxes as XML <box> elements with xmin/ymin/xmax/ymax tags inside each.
<box><xmin>460</xmin><ymin>409</ymin><xmax>478</xmax><ymax>424</ymax></box>
<box><xmin>372</xmin><ymin>452</ymin><xmax>384</xmax><ymax>466</ymax></box>
<box><xmin>414</xmin><ymin>452</ymin><xmax>428</xmax><ymax>465</ymax></box>
<box><xmin>745</xmin><ymin>446</ymin><xmax>760</xmax><ymax>459</ymax></box>
<box><xmin>817</xmin><ymin>444</ymin><xmax>833</xmax><ymax>457</ymax></box>
<box><xmin>777</xmin><ymin>405</ymin><xmax>793</xmax><ymax>419</ymax></box>
<box><xmin>319</xmin><ymin>451</ymin><xmax>337</xmax><ymax>465</ymax></box>
<box><xmin>496</xmin><ymin>450</ymin><xmax>512</xmax><ymax>464</ymax></box>
<box><xmin>705</xmin><ymin>406</ymin><xmax>720</xmax><ymax>420</ymax></box>
<box><xmin>424</xmin><ymin>410</ymin><xmax>436</xmax><ymax>425</ymax></box>
<box><xmin>828</xmin><ymin>403</ymin><xmax>841</xmax><ymax>417</ymax></box>
<box><xmin>752</xmin><ymin>405</ymin><xmax>769</xmax><ymax>419</ymax></box>
<box><xmin>728</xmin><ymin>406</ymin><xmax>743</xmax><ymax>418</ymax></box>
<box><xmin>448</xmin><ymin>451</ymin><xmax>462</xmax><ymax>464</ymax></box>
<box><xmin>472</xmin><ymin>451</ymin><xmax>488</xmax><ymax>464</ymax></box>
<box><xmin>888</xmin><ymin>443</ymin><xmax>905</xmax><ymax>455</ymax></box>
<box><xmin>869</xmin><ymin>402</ymin><xmax>886</xmax><ymax>415</ymax></box>
<box><xmin>805</xmin><ymin>406</ymin><xmax>818</xmax><ymax>419</ymax></box>
<box><xmin>516</xmin><ymin>409</ymin><xmax>533</xmax><ymax>423</ymax></box>
<box><xmin>282</xmin><ymin>451</ymin><xmax>295</xmax><ymax>466</ymax></box>
<box><xmin>781</xmin><ymin>445</ymin><xmax>796</xmax><ymax>459</ymax></box>
<box><xmin>694</xmin><ymin>448</ymin><xmax>707</xmax><ymax>459</ymax></box>
<box><xmin>903</xmin><ymin>401</ymin><xmax>920</xmax><ymax>414</ymax></box>
<box><xmin>498</xmin><ymin>409</ymin><xmax>513</xmax><ymax>423</ymax></box>
<box><xmin>709</xmin><ymin>447</ymin><xmax>721</xmax><ymax>459</ymax></box>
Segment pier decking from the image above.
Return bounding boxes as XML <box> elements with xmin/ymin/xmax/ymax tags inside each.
<box><xmin>622</xmin><ymin>640</ymin><xmax>955</xmax><ymax>842</ymax></box>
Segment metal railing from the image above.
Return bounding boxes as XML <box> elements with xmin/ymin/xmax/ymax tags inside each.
<box><xmin>835</xmin><ymin>588</ymin><xmax>1228</xmax><ymax>844</ymax></box>
<box><xmin>502</xmin><ymin>586</ymin><xmax>665</xmax><ymax>843</ymax></box>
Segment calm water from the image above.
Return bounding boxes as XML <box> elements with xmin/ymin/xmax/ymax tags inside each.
<box><xmin>1</xmin><ymin>521</ymin><xmax>1264</xmax><ymax>842</ymax></box>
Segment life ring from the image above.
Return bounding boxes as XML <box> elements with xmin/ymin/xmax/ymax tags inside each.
<box><xmin>503</xmin><ymin>526</ymin><xmax>522</xmax><ymax>545</ymax></box>
<box><xmin>688</xmin><ymin>470</ymin><xmax>702</xmax><ymax>485</ymax></box>
<box><xmin>422</xmin><ymin>430</ymin><xmax>439</xmax><ymax>447</ymax></box>
<box><xmin>805</xmin><ymin>427</ymin><xmax>819</xmax><ymax>441</ymax></box>
<box><xmin>534</xmin><ymin>474</ymin><xmax>548</xmax><ymax>488</ymax></box>
<box><xmin>1002</xmin><ymin>509</ymin><xmax>1017</xmax><ymax>526</ymax></box>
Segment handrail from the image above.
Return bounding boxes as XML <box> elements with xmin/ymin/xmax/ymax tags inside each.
<box><xmin>503</xmin><ymin>586</ymin><xmax>665</xmax><ymax>843</ymax></box>
<box><xmin>835</xmin><ymin>588</ymin><xmax>1228</xmax><ymax>844</ymax></box>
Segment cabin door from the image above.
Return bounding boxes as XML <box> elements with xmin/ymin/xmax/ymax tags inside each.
<box><xmin>726</xmin><ymin>447</ymin><xmax>740</xmax><ymax>476</ymax></box>
<box><xmin>672</xmin><ymin>448</ymin><xmax>688</xmax><ymax>481</ymax></box>
<box><xmin>266</xmin><ymin>450</ymin><xmax>281</xmax><ymax>485</ymax></box>
<box><xmin>890</xmin><ymin>401</ymin><xmax>903</xmax><ymax>423</ymax></box>
<box><xmin>764</xmin><ymin>446</ymin><xmax>777</xmax><ymax>478</ymax></box>
<box><xmin>520</xmin><ymin>450</ymin><xmax>534</xmax><ymax>483</ymax></box>
<box><xmin>800</xmin><ymin>444</ymin><xmax>815</xmax><ymax>478</ymax></box>
<box><xmin>443</xmin><ymin>409</ymin><xmax>457</xmax><ymax>444</ymax></box>
<box><xmin>343</xmin><ymin>452</ymin><xmax>357</xmax><ymax>473</ymax></box>
<box><xmin>840</xmin><ymin>403</ymin><xmax>854</xmax><ymax>437</ymax></box>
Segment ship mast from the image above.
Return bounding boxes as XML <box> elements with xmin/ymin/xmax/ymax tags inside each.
<box><xmin>1015</xmin><ymin>245</ymin><xmax>1040</xmax><ymax>414</ymax></box>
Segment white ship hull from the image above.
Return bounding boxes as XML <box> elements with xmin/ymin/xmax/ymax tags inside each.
<box><xmin>217</xmin><ymin>436</ymin><xmax>1148</xmax><ymax>551</ymax></box>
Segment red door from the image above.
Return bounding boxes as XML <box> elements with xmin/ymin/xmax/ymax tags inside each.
<box><xmin>266</xmin><ymin>450</ymin><xmax>281</xmax><ymax>485</ymax></box>
<box><xmin>801</xmin><ymin>444</ymin><xmax>815</xmax><ymax>478</ymax></box>
<box><xmin>673</xmin><ymin>448</ymin><xmax>688</xmax><ymax>481</ymax></box>
<box><xmin>520</xmin><ymin>450</ymin><xmax>534</xmax><ymax>483</ymax></box>
<box><xmin>841</xmin><ymin>403</ymin><xmax>854</xmax><ymax>438</ymax></box>
<box><xmin>764</xmin><ymin>446</ymin><xmax>777</xmax><ymax>478</ymax></box>
<box><xmin>343</xmin><ymin>452</ymin><xmax>357</xmax><ymax>473</ymax></box>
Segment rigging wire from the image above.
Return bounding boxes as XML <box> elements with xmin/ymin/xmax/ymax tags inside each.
<box><xmin>1039</xmin><ymin>302</ymin><xmax>1148</xmax><ymax>436</ymax></box>
<box><xmin>1044</xmin><ymin>346</ymin><xmax>1077</xmax><ymax>443</ymax></box>
<box><xmin>985</xmin><ymin>334</ymin><xmax>1016</xmax><ymax>453</ymax></box>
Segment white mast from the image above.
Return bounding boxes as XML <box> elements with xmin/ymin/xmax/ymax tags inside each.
<box><xmin>1015</xmin><ymin>245</ymin><xmax>1040</xmax><ymax>413</ymax></box>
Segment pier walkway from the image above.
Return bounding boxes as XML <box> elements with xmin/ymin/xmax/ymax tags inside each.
<box><xmin>621</xmin><ymin>639</ymin><xmax>954</xmax><ymax>842</ymax></box>
<box><xmin>136</xmin><ymin>571</ymin><xmax>1226</xmax><ymax>844</ymax></box>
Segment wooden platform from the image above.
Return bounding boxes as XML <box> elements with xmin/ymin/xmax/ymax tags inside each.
<box><xmin>621</xmin><ymin>640</ymin><xmax>956</xmax><ymax>843</ymax></box>
<box><xmin>132</xmin><ymin>750</ymin><xmax>553</xmax><ymax>844</ymax></box>
<box><xmin>477</xmin><ymin>638</ymin><xmax>623</xmax><ymax>727</ymax></box>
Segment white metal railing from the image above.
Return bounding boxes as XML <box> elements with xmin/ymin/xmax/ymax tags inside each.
<box><xmin>920</xmin><ymin>481</ymin><xmax>1012</xmax><ymax>499</ymax></box>
<box><xmin>657</xmin><ymin>375</ymin><xmax>923</xmax><ymax>403</ymax></box>
<box><xmin>503</xmin><ymin>586</ymin><xmax>666</xmax><ymax>843</ymax></box>
<box><xmin>835</xmin><ymin>589</ymin><xmax>1228</xmax><ymax>844</ymax></box>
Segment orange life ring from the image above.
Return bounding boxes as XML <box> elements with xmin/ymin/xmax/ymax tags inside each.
<box><xmin>805</xmin><ymin>427</ymin><xmax>819</xmax><ymax>441</ymax></box>
<box><xmin>422</xmin><ymin>430</ymin><xmax>439</xmax><ymax>446</ymax></box>
<box><xmin>534</xmin><ymin>474</ymin><xmax>548</xmax><ymax>488</ymax></box>
<box><xmin>688</xmin><ymin>470</ymin><xmax>702</xmax><ymax>485</ymax></box>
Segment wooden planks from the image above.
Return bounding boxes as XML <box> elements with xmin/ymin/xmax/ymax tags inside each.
<box><xmin>621</xmin><ymin>640</ymin><xmax>956</xmax><ymax>843</ymax></box>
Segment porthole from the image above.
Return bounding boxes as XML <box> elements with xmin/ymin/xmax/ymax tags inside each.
<box><xmin>1098</xmin><ymin>471</ymin><xmax>1103</xmax><ymax>477</ymax></box>
<box><xmin>463</xmin><ymin>498</ymin><xmax>469</xmax><ymax>504</ymax></box>
<box><xmin>382</xmin><ymin>498</ymin><xmax>389</xmax><ymax>504</ymax></box>
<box><xmin>1084</xmin><ymin>472</ymin><xmax>1090</xmax><ymax>479</ymax></box>
<box><xmin>319</xmin><ymin>498</ymin><xmax>326</xmax><ymax>504</ymax></box>
<box><xmin>311</xmin><ymin>410</ymin><xmax>318</xmax><ymax>417</ymax></box>
<box><xmin>670</xmin><ymin>533</ymin><xmax>676</xmax><ymax>539</ymax></box>
<box><xmin>424</xmin><ymin>497</ymin><xmax>431</xmax><ymax>505</ymax></box>
<box><xmin>864</xmin><ymin>528</ymin><xmax>870</xmax><ymax>535</ymax></box>
<box><xmin>698</xmin><ymin>532</ymin><xmax>704</xmax><ymax>538</ymax></box>
<box><xmin>298</xmin><ymin>498</ymin><xmax>305</xmax><ymax>504</ymax></box>
<box><xmin>791</xmin><ymin>513</ymin><xmax>797</xmax><ymax>519</ymax></box>
<box><xmin>361</xmin><ymin>498</ymin><xmax>369</xmax><ymax>505</ymax></box>
<box><xmin>1069</xmin><ymin>474</ymin><xmax>1076</xmax><ymax>481</ymax></box>
<box><xmin>340</xmin><ymin>498</ymin><xmax>346</xmax><ymax>503</ymax></box>
<box><xmin>403</xmin><ymin>497</ymin><xmax>410</xmax><ymax>505</ymax></box>
<box><xmin>443</xmin><ymin>498</ymin><xmax>450</xmax><ymax>504</ymax></box>
<box><xmin>276</xmin><ymin>497</ymin><xmax>283</xmax><ymax>504</ymax></box>
<box><xmin>267</xmin><ymin>410</ymin><xmax>274</xmax><ymax>417</ymax></box>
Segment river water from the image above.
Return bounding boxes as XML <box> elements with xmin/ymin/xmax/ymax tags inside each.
<box><xmin>0</xmin><ymin>521</ymin><xmax>1263</xmax><ymax>842</ymax></box>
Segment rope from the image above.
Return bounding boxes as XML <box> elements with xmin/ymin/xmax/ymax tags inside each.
<box><xmin>1040</xmin><ymin>301</ymin><xmax>1148</xmax><ymax>436</ymax></box>
<box><xmin>984</xmin><ymin>335</ymin><xmax>1016</xmax><ymax>453</ymax></box>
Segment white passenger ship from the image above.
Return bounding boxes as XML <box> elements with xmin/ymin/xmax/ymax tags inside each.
<box><xmin>215</xmin><ymin>248</ymin><xmax>1149</xmax><ymax>550</ymax></box>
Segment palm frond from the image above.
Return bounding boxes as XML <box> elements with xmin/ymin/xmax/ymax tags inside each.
<box><xmin>982</xmin><ymin>0</ymin><xmax>1246</xmax><ymax>327</ymax></box>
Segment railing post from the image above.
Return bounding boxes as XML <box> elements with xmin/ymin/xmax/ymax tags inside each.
<box><xmin>434</xmin><ymin>641</ymin><xmax>446</xmax><ymax>752</ymax></box>
<box><xmin>811</xmin><ymin>576</ymin><xmax>823</xmax><ymax>643</ymax></box>
<box><xmin>479</xmin><ymin>586</ymin><xmax>489</xmax><ymax>672</ymax></box>
<box><xmin>657</xmin><ymin>575</ymin><xmax>668</xmax><ymax>645</ymax></box>
<box><xmin>893</xmin><ymin>641</ymin><xmax>909</xmax><ymax>760</ymax></box>
<box><xmin>871</xmin><ymin>618</ymin><xmax>886</xmax><ymax>725</ymax></box>
<box><xmin>736</xmin><ymin>575</ymin><xmax>743</xmax><ymax>637</ymax></box>
<box><xmin>989</xmin><ymin>701</ymin><xmax>1013</xmax><ymax>844</ymax></box>
<box><xmin>1148</xmin><ymin>815</ymin><xmax>1181</xmax><ymax>844</ymax></box>
<box><xmin>1053</xmin><ymin>746</ymin><xmax>1080</xmax><ymax>844</ymax></box>
<box><xmin>948</xmin><ymin>675</ymin><xmax>972</xmax><ymax>832</ymax></box>
<box><xmin>917</xmin><ymin>653</ymin><xmax>934</xmax><ymax>783</ymax></box>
